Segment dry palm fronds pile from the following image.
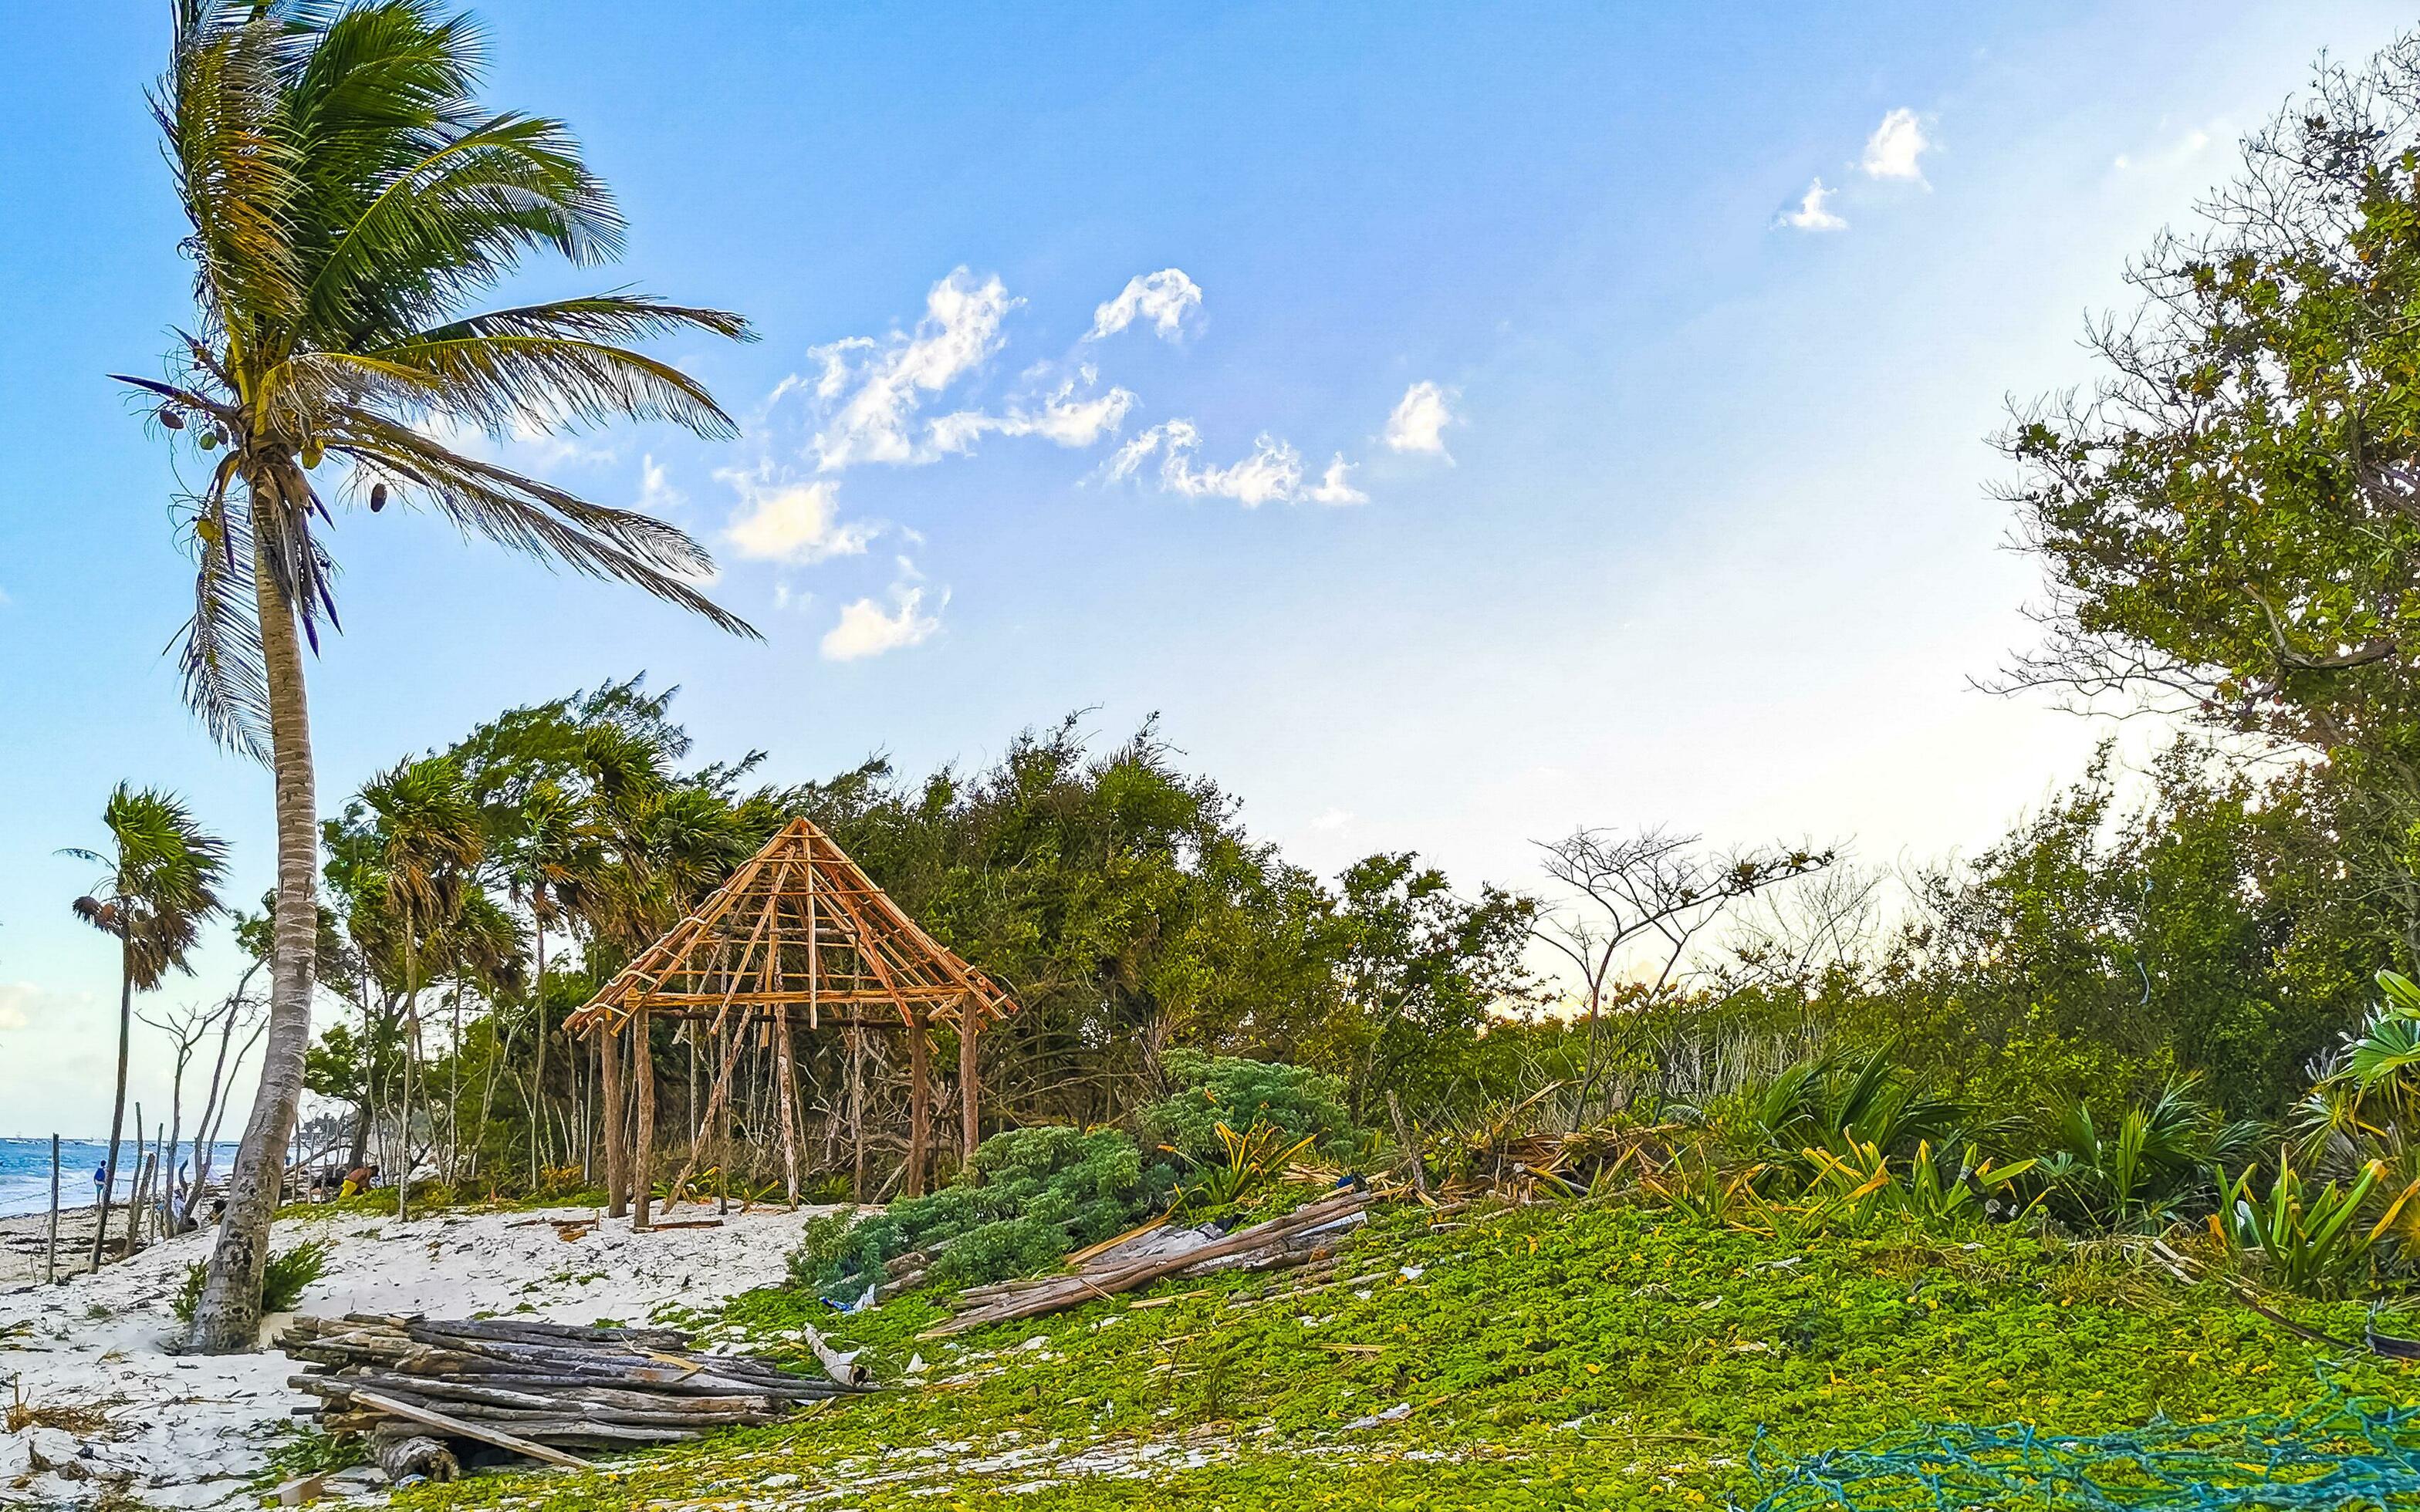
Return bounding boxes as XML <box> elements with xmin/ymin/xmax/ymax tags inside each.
<box><xmin>921</xmin><ymin>1186</ymin><xmax>1376</xmax><ymax>1338</ymax></box>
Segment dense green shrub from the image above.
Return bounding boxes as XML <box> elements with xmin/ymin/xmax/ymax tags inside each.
<box><xmin>788</xmin><ymin>1126</ymin><xmax>1177</xmax><ymax>1297</ymax></box>
<box><xmin>1144</xmin><ymin>1048</ymin><xmax>1361</xmax><ymax>1168</ymax></box>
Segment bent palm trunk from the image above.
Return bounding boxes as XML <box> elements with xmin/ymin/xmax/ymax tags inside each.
<box><xmin>187</xmin><ymin>529</ymin><xmax>319</xmax><ymax>1352</ymax></box>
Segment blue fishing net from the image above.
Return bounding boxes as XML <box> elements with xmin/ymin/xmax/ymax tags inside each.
<box><xmin>1743</xmin><ymin>1395</ymin><xmax>2420</xmax><ymax>1510</ymax></box>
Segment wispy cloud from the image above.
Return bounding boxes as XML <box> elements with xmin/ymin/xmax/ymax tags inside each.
<box><xmin>1110</xmin><ymin>420</ymin><xmax>1308</xmax><ymax>507</ymax></box>
<box><xmin>931</xmin><ymin>369</ymin><xmax>1137</xmax><ymax>454</ymax></box>
<box><xmin>1384</xmin><ymin>380</ymin><xmax>1458</xmax><ymax>459</ymax></box>
<box><xmin>1861</xmin><ymin>108</ymin><xmax>1931</xmax><ymax>183</ymax></box>
<box><xmin>1777</xmin><ymin>177</ymin><xmax>1847</xmax><ymax>231</ymax></box>
<box><xmin>1310</xmin><ymin>807</ymin><xmax>1354</xmax><ymax>832</ymax></box>
<box><xmin>1086</xmin><ymin>268</ymin><xmax>1204</xmax><ymax>342</ymax></box>
<box><xmin>719</xmin><ymin>469</ymin><xmax>879</xmax><ymax>565</ymax></box>
<box><xmin>808</xmin><ymin>269</ymin><xmax>1017</xmax><ymax>471</ymax></box>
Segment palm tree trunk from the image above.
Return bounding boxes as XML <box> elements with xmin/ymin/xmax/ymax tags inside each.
<box><xmin>90</xmin><ymin>947</ymin><xmax>134</xmax><ymax>1270</ymax></box>
<box><xmin>187</xmin><ymin>527</ymin><xmax>319</xmax><ymax>1352</ymax></box>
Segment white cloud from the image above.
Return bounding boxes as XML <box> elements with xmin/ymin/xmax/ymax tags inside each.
<box><xmin>636</xmin><ymin>454</ymin><xmax>682</xmax><ymax>515</ymax></box>
<box><xmin>720</xmin><ymin>471</ymin><xmax>878</xmax><ymax>565</ymax></box>
<box><xmin>1305</xmin><ymin>454</ymin><xmax>1367</xmax><ymax>505</ymax></box>
<box><xmin>1861</xmin><ymin>108</ymin><xmax>1930</xmax><ymax>183</ymax></box>
<box><xmin>809</xmin><ymin>269</ymin><xmax>1017</xmax><ymax>471</ymax></box>
<box><xmin>1384</xmin><ymin>380</ymin><xmax>1458</xmax><ymax>459</ymax></box>
<box><xmin>930</xmin><ymin>370</ymin><xmax>1137</xmax><ymax>454</ymax></box>
<box><xmin>1111</xmin><ymin>420</ymin><xmax>1306</xmax><ymax>508</ymax></box>
<box><xmin>821</xmin><ymin>580</ymin><xmax>942</xmax><ymax>661</ymax></box>
<box><xmin>1310</xmin><ymin>808</ymin><xmax>1354</xmax><ymax>832</ymax></box>
<box><xmin>1777</xmin><ymin>177</ymin><xmax>1847</xmax><ymax>231</ymax></box>
<box><xmin>1086</xmin><ymin>268</ymin><xmax>1203</xmax><ymax>342</ymax></box>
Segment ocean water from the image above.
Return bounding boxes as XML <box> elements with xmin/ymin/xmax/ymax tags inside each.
<box><xmin>0</xmin><ymin>1138</ymin><xmax>244</xmax><ymax>1220</ymax></box>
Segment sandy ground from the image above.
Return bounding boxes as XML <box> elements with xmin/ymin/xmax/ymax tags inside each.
<box><xmin>0</xmin><ymin>1206</ymin><xmax>109</xmax><ymax>1288</ymax></box>
<box><xmin>0</xmin><ymin>1200</ymin><xmax>829</xmax><ymax>1510</ymax></box>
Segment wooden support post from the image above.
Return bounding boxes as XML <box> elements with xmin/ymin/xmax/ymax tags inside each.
<box><xmin>775</xmin><ymin>1005</ymin><xmax>802</xmax><ymax>1207</ymax></box>
<box><xmin>847</xmin><ymin>1027</ymin><xmax>866</xmax><ymax>1203</ymax></box>
<box><xmin>633</xmin><ymin>1016</ymin><xmax>657</xmax><ymax>1230</ymax></box>
<box><xmin>958</xmin><ymin>1004</ymin><xmax>980</xmax><ymax>1162</ymax></box>
<box><xmin>599</xmin><ymin>1021</ymin><xmax>628</xmax><ymax>1219</ymax></box>
<box><xmin>907</xmin><ymin>1008</ymin><xmax>931</xmax><ymax>1200</ymax></box>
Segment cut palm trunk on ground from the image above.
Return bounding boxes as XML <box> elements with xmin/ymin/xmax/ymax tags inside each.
<box><xmin>279</xmin><ymin>1314</ymin><xmax>874</xmax><ymax>1473</ymax></box>
<box><xmin>922</xmin><ymin>1186</ymin><xmax>1376</xmax><ymax>1338</ymax></box>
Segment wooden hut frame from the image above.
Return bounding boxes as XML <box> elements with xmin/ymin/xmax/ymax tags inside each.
<box><xmin>566</xmin><ymin>818</ymin><xmax>1015</xmax><ymax>1227</ymax></box>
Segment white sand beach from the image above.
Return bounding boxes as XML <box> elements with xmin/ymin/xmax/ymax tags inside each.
<box><xmin>0</xmin><ymin>1201</ymin><xmax>826</xmax><ymax>1509</ymax></box>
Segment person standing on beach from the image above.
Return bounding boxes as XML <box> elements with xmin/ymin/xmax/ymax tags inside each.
<box><xmin>93</xmin><ymin>1164</ymin><xmax>106</xmax><ymax>1206</ymax></box>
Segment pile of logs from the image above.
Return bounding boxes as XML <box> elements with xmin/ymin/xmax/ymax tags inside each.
<box><xmin>279</xmin><ymin>1314</ymin><xmax>874</xmax><ymax>1480</ymax></box>
<box><xmin>922</xmin><ymin>1185</ymin><xmax>1375</xmax><ymax>1337</ymax></box>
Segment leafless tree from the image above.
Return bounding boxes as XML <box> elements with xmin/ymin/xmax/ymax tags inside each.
<box><xmin>169</xmin><ymin>964</ymin><xmax>267</xmax><ymax>1229</ymax></box>
<box><xmin>1533</xmin><ymin>826</ymin><xmax>1834</xmax><ymax>1106</ymax></box>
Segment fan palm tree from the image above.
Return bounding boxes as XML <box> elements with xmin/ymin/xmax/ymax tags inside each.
<box><xmin>130</xmin><ymin>2</ymin><xmax>757</xmax><ymax>1350</ymax></box>
<box><xmin>65</xmin><ymin>785</ymin><xmax>230</xmax><ymax>1268</ymax></box>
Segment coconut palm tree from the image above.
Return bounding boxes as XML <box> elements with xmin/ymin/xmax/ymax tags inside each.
<box><xmin>129</xmin><ymin>2</ymin><xmax>757</xmax><ymax>1350</ymax></box>
<box><xmin>65</xmin><ymin>785</ymin><xmax>229</xmax><ymax>1268</ymax></box>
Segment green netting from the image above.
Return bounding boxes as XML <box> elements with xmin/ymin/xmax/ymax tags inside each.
<box><xmin>1744</xmin><ymin>1393</ymin><xmax>2420</xmax><ymax>1510</ymax></box>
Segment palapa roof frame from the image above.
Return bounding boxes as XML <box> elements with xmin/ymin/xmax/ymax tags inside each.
<box><xmin>564</xmin><ymin>817</ymin><xmax>1016</xmax><ymax>1038</ymax></box>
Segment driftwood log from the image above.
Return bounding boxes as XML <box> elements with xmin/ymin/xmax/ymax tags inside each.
<box><xmin>922</xmin><ymin>1186</ymin><xmax>1375</xmax><ymax>1338</ymax></box>
<box><xmin>279</xmin><ymin>1314</ymin><xmax>874</xmax><ymax>1467</ymax></box>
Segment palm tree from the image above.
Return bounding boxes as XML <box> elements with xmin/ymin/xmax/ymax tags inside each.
<box><xmin>501</xmin><ymin>778</ymin><xmax>600</xmax><ymax>1189</ymax></box>
<box><xmin>130</xmin><ymin>2</ymin><xmax>757</xmax><ymax>1350</ymax></box>
<box><xmin>65</xmin><ymin>785</ymin><xmax>229</xmax><ymax>1268</ymax></box>
<box><xmin>360</xmin><ymin>756</ymin><xmax>485</xmax><ymax>1220</ymax></box>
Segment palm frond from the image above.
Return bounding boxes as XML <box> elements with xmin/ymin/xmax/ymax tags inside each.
<box><xmin>156</xmin><ymin>6</ymin><xmax>307</xmax><ymax>337</ymax></box>
<box><xmin>360</xmin><ymin>332</ymin><xmax>741</xmax><ymax>437</ymax></box>
<box><xmin>177</xmin><ymin>465</ymin><xmax>274</xmax><ymax>762</ymax></box>
<box><xmin>300</xmin><ymin>112</ymin><xmax>625</xmax><ymax>346</ymax></box>
<box><xmin>330</xmin><ymin>414</ymin><xmax>760</xmax><ymax>639</ymax></box>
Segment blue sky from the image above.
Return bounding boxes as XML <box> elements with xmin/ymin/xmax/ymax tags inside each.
<box><xmin>2</xmin><ymin>2</ymin><xmax>2412</xmax><ymax>1135</ymax></box>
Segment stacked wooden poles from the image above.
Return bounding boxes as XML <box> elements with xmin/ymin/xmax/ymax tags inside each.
<box><xmin>281</xmin><ymin>1315</ymin><xmax>872</xmax><ymax>1470</ymax></box>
